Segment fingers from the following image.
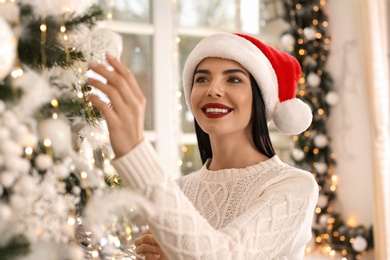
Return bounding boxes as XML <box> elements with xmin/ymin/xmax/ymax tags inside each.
<box><xmin>87</xmin><ymin>59</ymin><xmax>141</xmax><ymax>108</ymax></box>
<box><xmin>87</xmin><ymin>78</ymin><xmax>127</xmax><ymax>113</ymax></box>
<box><xmin>135</xmin><ymin>243</ymin><xmax>163</xmax><ymax>258</ymax></box>
<box><xmin>105</xmin><ymin>53</ymin><xmax>145</xmax><ymax>100</ymax></box>
<box><xmin>134</xmin><ymin>233</ymin><xmax>157</xmax><ymax>247</ymax></box>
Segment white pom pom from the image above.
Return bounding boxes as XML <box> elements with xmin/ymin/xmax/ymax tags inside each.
<box><xmin>35</xmin><ymin>154</ymin><xmax>53</xmax><ymax>171</ymax></box>
<box><xmin>307</xmin><ymin>72</ymin><xmax>321</xmax><ymax>88</ymax></box>
<box><xmin>273</xmin><ymin>99</ymin><xmax>312</xmax><ymax>135</ymax></box>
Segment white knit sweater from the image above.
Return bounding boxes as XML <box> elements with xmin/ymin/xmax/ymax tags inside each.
<box><xmin>112</xmin><ymin>140</ymin><xmax>319</xmax><ymax>260</ymax></box>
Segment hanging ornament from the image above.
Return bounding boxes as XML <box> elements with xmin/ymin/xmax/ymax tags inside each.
<box><xmin>292</xmin><ymin>148</ymin><xmax>305</xmax><ymax>161</ymax></box>
<box><xmin>314</xmin><ymin>134</ymin><xmax>328</xmax><ymax>148</ymax></box>
<box><xmin>352</xmin><ymin>235</ymin><xmax>368</xmax><ymax>252</ymax></box>
<box><xmin>0</xmin><ymin>17</ymin><xmax>16</xmax><ymax>80</ymax></box>
<box><xmin>303</xmin><ymin>27</ymin><xmax>317</xmax><ymax>41</ymax></box>
<box><xmin>325</xmin><ymin>91</ymin><xmax>339</xmax><ymax>106</ymax></box>
<box><xmin>319</xmin><ymin>213</ymin><xmax>330</xmax><ymax>225</ymax></box>
<box><xmin>89</xmin><ymin>28</ymin><xmax>123</xmax><ymax>67</ymax></box>
<box><xmin>38</xmin><ymin>117</ymin><xmax>72</xmax><ymax>156</ymax></box>
<box><xmin>280</xmin><ymin>33</ymin><xmax>295</xmax><ymax>50</ymax></box>
<box><xmin>307</xmin><ymin>72</ymin><xmax>321</xmax><ymax>88</ymax></box>
<box><xmin>315</xmin><ymin>162</ymin><xmax>328</xmax><ymax>174</ymax></box>
<box><xmin>317</xmin><ymin>193</ymin><xmax>328</xmax><ymax>208</ymax></box>
<box><xmin>35</xmin><ymin>154</ymin><xmax>53</xmax><ymax>171</ymax></box>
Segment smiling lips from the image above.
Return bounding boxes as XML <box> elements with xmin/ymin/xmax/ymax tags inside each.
<box><xmin>201</xmin><ymin>103</ymin><xmax>233</xmax><ymax>118</ymax></box>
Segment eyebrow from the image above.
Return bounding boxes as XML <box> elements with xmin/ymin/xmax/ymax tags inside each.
<box><xmin>194</xmin><ymin>69</ymin><xmax>248</xmax><ymax>77</ymax></box>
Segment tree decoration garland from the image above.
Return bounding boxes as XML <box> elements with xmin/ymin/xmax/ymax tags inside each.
<box><xmin>281</xmin><ymin>1</ymin><xmax>373</xmax><ymax>259</ymax></box>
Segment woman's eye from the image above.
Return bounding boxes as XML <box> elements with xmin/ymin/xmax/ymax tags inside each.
<box><xmin>228</xmin><ymin>77</ymin><xmax>242</xmax><ymax>83</ymax></box>
<box><xmin>195</xmin><ymin>77</ymin><xmax>208</xmax><ymax>83</ymax></box>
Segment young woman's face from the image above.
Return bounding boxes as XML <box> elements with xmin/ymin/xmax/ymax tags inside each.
<box><xmin>190</xmin><ymin>57</ymin><xmax>253</xmax><ymax>138</ymax></box>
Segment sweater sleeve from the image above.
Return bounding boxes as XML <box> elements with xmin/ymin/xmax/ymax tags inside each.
<box><xmin>112</xmin><ymin>140</ymin><xmax>319</xmax><ymax>260</ymax></box>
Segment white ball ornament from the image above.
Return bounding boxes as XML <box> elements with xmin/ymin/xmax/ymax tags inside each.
<box><xmin>307</xmin><ymin>72</ymin><xmax>321</xmax><ymax>88</ymax></box>
<box><xmin>316</xmin><ymin>162</ymin><xmax>328</xmax><ymax>174</ymax></box>
<box><xmin>352</xmin><ymin>235</ymin><xmax>368</xmax><ymax>252</ymax></box>
<box><xmin>292</xmin><ymin>148</ymin><xmax>305</xmax><ymax>161</ymax></box>
<box><xmin>280</xmin><ymin>33</ymin><xmax>295</xmax><ymax>49</ymax></box>
<box><xmin>35</xmin><ymin>153</ymin><xmax>53</xmax><ymax>171</ymax></box>
<box><xmin>314</xmin><ymin>134</ymin><xmax>328</xmax><ymax>148</ymax></box>
<box><xmin>317</xmin><ymin>193</ymin><xmax>328</xmax><ymax>208</ymax></box>
<box><xmin>38</xmin><ymin>117</ymin><xmax>72</xmax><ymax>156</ymax></box>
<box><xmin>319</xmin><ymin>214</ymin><xmax>330</xmax><ymax>225</ymax></box>
<box><xmin>1</xmin><ymin>171</ymin><xmax>16</xmax><ymax>188</ymax></box>
<box><xmin>0</xmin><ymin>17</ymin><xmax>16</xmax><ymax>80</ymax></box>
<box><xmin>325</xmin><ymin>91</ymin><xmax>339</xmax><ymax>106</ymax></box>
<box><xmin>303</xmin><ymin>27</ymin><xmax>317</xmax><ymax>41</ymax></box>
<box><xmin>89</xmin><ymin>28</ymin><xmax>123</xmax><ymax>65</ymax></box>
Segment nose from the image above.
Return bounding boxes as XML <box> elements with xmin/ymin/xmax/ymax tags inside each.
<box><xmin>206</xmin><ymin>82</ymin><xmax>224</xmax><ymax>98</ymax></box>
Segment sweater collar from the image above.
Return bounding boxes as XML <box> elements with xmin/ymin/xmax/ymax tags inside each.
<box><xmin>198</xmin><ymin>155</ymin><xmax>285</xmax><ymax>181</ymax></box>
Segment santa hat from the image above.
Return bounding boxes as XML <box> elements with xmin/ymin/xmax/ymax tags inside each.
<box><xmin>182</xmin><ymin>33</ymin><xmax>312</xmax><ymax>135</ymax></box>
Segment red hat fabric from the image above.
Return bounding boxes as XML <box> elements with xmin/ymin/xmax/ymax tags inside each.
<box><xmin>182</xmin><ymin>33</ymin><xmax>312</xmax><ymax>135</ymax></box>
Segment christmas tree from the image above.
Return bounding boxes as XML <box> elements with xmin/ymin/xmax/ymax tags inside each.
<box><xmin>0</xmin><ymin>1</ymin><xmax>147</xmax><ymax>259</ymax></box>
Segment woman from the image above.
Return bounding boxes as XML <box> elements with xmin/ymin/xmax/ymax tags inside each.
<box><xmin>88</xmin><ymin>33</ymin><xmax>318</xmax><ymax>260</ymax></box>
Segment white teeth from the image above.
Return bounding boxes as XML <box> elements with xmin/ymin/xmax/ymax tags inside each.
<box><xmin>205</xmin><ymin>108</ymin><xmax>229</xmax><ymax>113</ymax></box>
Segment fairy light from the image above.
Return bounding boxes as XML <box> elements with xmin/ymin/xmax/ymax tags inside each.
<box><xmin>81</xmin><ymin>171</ymin><xmax>88</xmax><ymax>179</ymax></box>
<box><xmin>91</xmin><ymin>251</ymin><xmax>99</xmax><ymax>258</ymax></box>
<box><xmin>51</xmin><ymin>98</ymin><xmax>59</xmax><ymax>108</ymax></box>
<box><xmin>52</xmin><ymin>112</ymin><xmax>58</xmax><ymax>119</ymax></box>
<box><xmin>25</xmin><ymin>147</ymin><xmax>33</xmax><ymax>156</ymax></box>
<box><xmin>40</xmin><ymin>23</ymin><xmax>47</xmax><ymax>32</ymax></box>
<box><xmin>11</xmin><ymin>66</ymin><xmax>23</xmax><ymax>78</ymax></box>
<box><xmin>43</xmin><ymin>138</ymin><xmax>52</xmax><ymax>147</ymax></box>
<box><xmin>67</xmin><ymin>215</ymin><xmax>76</xmax><ymax>225</ymax></box>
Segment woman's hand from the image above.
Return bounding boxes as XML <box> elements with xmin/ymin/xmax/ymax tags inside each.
<box><xmin>134</xmin><ymin>229</ymin><xmax>168</xmax><ymax>260</ymax></box>
<box><xmin>87</xmin><ymin>53</ymin><xmax>146</xmax><ymax>158</ymax></box>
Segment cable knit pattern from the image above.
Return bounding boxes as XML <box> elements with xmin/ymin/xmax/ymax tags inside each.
<box><xmin>112</xmin><ymin>140</ymin><xmax>319</xmax><ymax>260</ymax></box>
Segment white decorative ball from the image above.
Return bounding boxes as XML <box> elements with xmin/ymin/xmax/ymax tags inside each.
<box><xmin>54</xmin><ymin>164</ymin><xmax>71</xmax><ymax>179</ymax></box>
<box><xmin>314</xmin><ymin>134</ymin><xmax>328</xmax><ymax>148</ymax></box>
<box><xmin>352</xmin><ymin>235</ymin><xmax>368</xmax><ymax>252</ymax></box>
<box><xmin>292</xmin><ymin>148</ymin><xmax>305</xmax><ymax>161</ymax></box>
<box><xmin>317</xmin><ymin>193</ymin><xmax>328</xmax><ymax>208</ymax></box>
<box><xmin>0</xmin><ymin>17</ymin><xmax>16</xmax><ymax>80</ymax></box>
<box><xmin>280</xmin><ymin>33</ymin><xmax>295</xmax><ymax>49</ymax></box>
<box><xmin>303</xmin><ymin>27</ymin><xmax>317</xmax><ymax>41</ymax></box>
<box><xmin>1</xmin><ymin>171</ymin><xmax>17</xmax><ymax>188</ymax></box>
<box><xmin>316</xmin><ymin>162</ymin><xmax>328</xmax><ymax>174</ymax></box>
<box><xmin>1</xmin><ymin>139</ymin><xmax>23</xmax><ymax>156</ymax></box>
<box><xmin>307</xmin><ymin>72</ymin><xmax>321</xmax><ymax>88</ymax></box>
<box><xmin>2</xmin><ymin>110</ymin><xmax>19</xmax><ymax>129</ymax></box>
<box><xmin>325</xmin><ymin>91</ymin><xmax>339</xmax><ymax>106</ymax></box>
<box><xmin>72</xmin><ymin>186</ymin><xmax>81</xmax><ymax>195</ymax></box>
<box><xmin>35</xmin><ymin>153</ymin><xmax>53</xmax><ymax>171</ymax></box>
<box><xmin>38</xmin><ymin>117</ymin><xmax>72</xmax><ymax>156</ymax></box>
<box><xmin>319</xmin><ymin>214</ymin><xmax>330</xmax><ymax>225</ymax></box>
<box><xmin>89</xmin><ymin>28</ymin><xmax>123</xmax><ymax>66</ymax></box>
